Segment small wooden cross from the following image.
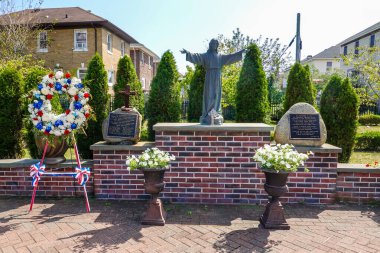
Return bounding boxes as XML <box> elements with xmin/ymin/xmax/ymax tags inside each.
<box><xmin>118</xmin><ymin>85</ymin><xmax>136</xmax><ymax>109</ymax></box>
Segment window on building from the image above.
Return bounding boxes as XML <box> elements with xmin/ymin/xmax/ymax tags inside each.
<box><xmin>38</xmin><ymin>31</ymin><xmax>48</xmax><ymax>52</ymax></box>
<box><xmin>121</xmin><ymin>41</ymin><xmax>125</xmax><ymax>56</ymax></box>
<box><xmin>370</xmin><ymin>34</ymin><xmax>375</xmax><ymax>47</ymax></box>
<box><xmin>77</xmin><ymin>68</ymin><xmax>87</xmax><ymax>81</ymax></box>
<box><xmin>74</xmin><ymin>29</ymin><xmax>87</xmax><ymax>51</ymax></box>
<box><xmin>108</xmin><ymin>70</ymin><xmax>114</xmax><ymax>86</ymax></box>
<box><xmin>141</xmin><ymin>78</ymin><xmax>146</xmax><ymax>89</ymax></box>
<box><xmin>141</xmin><ymin>52</ymin><xmax>144</xmax><ymax>64</ymax></box>
<box><xmin>354</xmin><ymin>40</ymin><xmax>359</xmax><ymax>55</ymax></box>
<box><xmin>107</xmin><ymin>33</ymin><xmax>113</xmax><ymax>53</ymax></box>
<box><xmin>326</xmin><ymin>61</ymin><xmax>333</xmax><ymax>72</ymax></box>
<box><xmin>148</xmin><ymin>56</ymin><xmax>152</xmax><ymax>69</ymax></box>
<box><xmin>343</xmin><ymin>46</ymin><xmax>347</xmax><ymax>56</ymax></box>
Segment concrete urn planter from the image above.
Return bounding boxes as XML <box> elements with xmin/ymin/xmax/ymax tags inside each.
<box><xmin>141</xmin><ymin>168</ymin><xmax>167</xmax><ymax>226</ymax></box>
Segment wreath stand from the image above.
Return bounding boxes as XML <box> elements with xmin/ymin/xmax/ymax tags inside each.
<box><xmin>29</xmin><ymin>137</ymin><xmax>91</xmax><ymax>213</ymax></box>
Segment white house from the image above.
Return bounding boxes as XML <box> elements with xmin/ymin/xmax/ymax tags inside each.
<box><xmin>301</xmin><ymin>45</ymin><xmax>341</xmax><ymax>74</ymax></box>
<box><xmin>339</xmin><ymin>21</ymin><xmax>380</xmax><ymax>74</ymax></box>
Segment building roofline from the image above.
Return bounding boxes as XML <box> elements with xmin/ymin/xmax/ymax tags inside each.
<box><xmin>339</xmin><ymin>21</ymin><xmax>380</xmax><ymax>46</ymax></box>
<box><xmin>130</xmin><ymin>43</ymin><xmax>160</xmax><ymax>61</ymax></box>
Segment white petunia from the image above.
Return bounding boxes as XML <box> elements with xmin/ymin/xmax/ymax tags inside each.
<box><xmin>55</xmin><ymin>71</ymin><xmax>64</xmax><ymax>79</ymax></box>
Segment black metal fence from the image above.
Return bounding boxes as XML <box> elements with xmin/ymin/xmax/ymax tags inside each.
<box><xmin>359</xmin><ymin>104</ymin><xmax>380</xmax><ymax>115</ymax></box>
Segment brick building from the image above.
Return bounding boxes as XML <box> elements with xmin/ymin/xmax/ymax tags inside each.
<box><xmin>130</xmin><ymin>43</ymin><xmax>160</xmax><ymax>92</ymax></box>
<box><xmin>1</xmin><ymin>7</ymin><xmax>159</xmax><ymax>89</ymax></box>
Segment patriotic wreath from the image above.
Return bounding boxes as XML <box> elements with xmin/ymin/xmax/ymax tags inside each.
<box><xmin>28</xmin><ymin>71</ymin><xmax>91</xmax><ymax>137</ymax></box>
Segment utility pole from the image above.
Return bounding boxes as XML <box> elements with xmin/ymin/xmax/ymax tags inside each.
<box><xmin>296</xmin><ymin>13</ymin><xmax>301</xmax><ymax>62</ymax></box>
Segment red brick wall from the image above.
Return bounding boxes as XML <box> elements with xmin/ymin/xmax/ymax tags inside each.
<box><xmin>92</xmin><ymin>149</ymin><xmax>147</xmax><ymax>199</ymax></box>
<box><xmin>337</xmin><ymin>171</ymin><xmax>380</xmax><ymax>203</ymax></box>
<box><xmin>0</xmin><ymin>165</ymin><xmax>93</xmax><ymax>197</ymax></box>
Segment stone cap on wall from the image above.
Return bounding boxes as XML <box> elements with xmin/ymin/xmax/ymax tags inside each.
<box><xmin>0</xmin><ymin>159</ymin><xmax>93</xmax><ymax>168</ymax></box>
<box><xmin>293</xmin><ymin>143</ymin><xmax>342</xmax><ymax>153</ymax></box>
<box><xmin>337</xmin><ymin>163</ymin><xmax>380</xmax><ymax>173</ymax></box>
<box><xmin>90</xmin><ymin>141</ymin><xmax>155</xmax><ymax>151</ymax></box>
<box><xmin>153</xmin><ymin>123</ymin><xmax>274</xmax><ymax>132</ymax></box>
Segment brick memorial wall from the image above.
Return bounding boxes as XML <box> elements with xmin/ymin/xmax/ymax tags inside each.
<box><xmin>0</xmin><ymin>160</ymin><xmax>93</xmax><ymax>197</ymax></box>
<box><xmin>0</xmin><ymin>123</ymin><xmax>379</xmax><ymax>204</ymax></box>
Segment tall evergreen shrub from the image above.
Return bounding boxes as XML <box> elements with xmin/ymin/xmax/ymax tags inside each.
<box><xmin>0</xmin><ymin>66</ymin><xmax>24</xmax><ymax>158</ymax></box>
<box><xmin>113</xmin><ymin>55</ymin><xmax>144</xmax><ymax>114</ymax></box>
<box><xmin>145</xmin><ymin>50</ymin><xmax>180</xmax><ymax>140</ymax></box>
<box><xmin>283</xmin><ymin>63</ymin><xmax>316</xmax><ymax>112</ymax></box>
<box><xmin>77</xmin><ymin>53</ymin><xmax>109</xmax><ymax>158</ymax></box>
<box><xmin>320</xmin><ymin>75</ymin><xmax>359</xmax><ymax>162</ymax></box>
<box><xmin>23</xmin><ymin>66</ymin><xmax>48</xmax><ymax>158</ymax></box>
<box><xmin>236</xmin><ymin>43</ymin><xmax>269</xmax><ymax>122</ymax></box>
<box><xmin>187</xmin><ymin>65</ymin><xmax>205</xmax><ymax>122</ymax></box>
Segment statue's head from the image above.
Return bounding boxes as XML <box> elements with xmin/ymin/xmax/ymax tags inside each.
<box><xmin>208</xmin><ymin>39</ymin><xmax>219</xmax><ymax>52</ymax></box>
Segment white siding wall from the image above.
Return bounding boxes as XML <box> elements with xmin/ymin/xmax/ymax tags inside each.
<box><xmin>340</xmin><ymin>30</ymin><xmax>380</xmax><ymax>73</ymax></box>
<box><xmin>306</xmin><ymin>58</ymin><xmax>340</xmax><ymax>74</ymax></box>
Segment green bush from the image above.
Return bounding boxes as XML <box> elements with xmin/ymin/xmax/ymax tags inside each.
<box><xmin>355</xmin><ymin>131</ymin><xmax>380</xmax><ymax>151</ymax></box>
<box><xmin>187</xmin><ymin>65</ymin><xmax>205</xmax><ymax>122</ymax></box>
<box><xmin>23</xmin><ymin>66</ymin><xmax>48</xmax><ymax>158</ymax></box>
<box><xmin>283</xmin><ymin>63</ymin><xmax>316</xmax><ymax>112</ymax></box>
<box><xmin>358</xmin><ymin>114</ymin><xmax>380</xmax><ymax>126</ymax></box>
<box><xmin>77</xmin><ymin>53</ymin><xmax>109</xmax><ymax>158</ymax></box>
<box><xmin>145</xmin><ymin>50</ymin><xmax>180</xmax><ymax>140</ymax></box>
<box><xmin>236</xmin><ymin>43</ymin><xmax>269</xmax><ymax>122</ymax></box>
<box><xmin>320</xmin><ymin>76</ymin><xmax>359</xmax><ymax>162</ymax></box>
<box><xmin>0</xmin><ymin>65</ymin><xmax>24</xmax><ymax>158</ymax></box>
<box><xmin>114</xmin><ymin>55</ymin><xmax>144</xmax><ymax>114</ymax></box>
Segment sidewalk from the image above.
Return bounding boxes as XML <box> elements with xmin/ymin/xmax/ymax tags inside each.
<box><xmin>1</xmin><ymin>197</ymin><xmax>380</xmax><ymax>252</ymax></box>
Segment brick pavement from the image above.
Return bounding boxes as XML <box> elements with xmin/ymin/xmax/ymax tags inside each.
<box><xmin>1</xmin><ymin>197</ymin><xmax>380</xmax><ymax>252</ymax></box>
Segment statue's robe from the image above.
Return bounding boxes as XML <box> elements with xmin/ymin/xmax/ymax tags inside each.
<box><xmin>186</xmin><ymin>50</ymin><xmax>243</xmax><ymax>124</ymax></box>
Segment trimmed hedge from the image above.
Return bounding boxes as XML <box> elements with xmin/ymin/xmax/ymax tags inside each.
<box><xmin>187</xmin><ymin>65</ymin><xmax>205</xmax><ymax>122</ymax></box>
<box><xmin>283</xmin><ymin>63</ymin><xmax>316</xmax><ymax>112</ymax></box>
<box><xmin>236</xmin><ymin>43</ymin><xmax>269</xmax><ymax>122</ymax></box>
<box><xmin>77</xmin><ymin>53</ymin><xmax>109</xmax><ymax>158</ymax></box>
<box><xmin>145</xmin><ymin>50</ymin><xmax>181</xmax><ymax>140</ymax></box>
<box><xmin>320</xmin><ymin>76</ymin><xmax>359</xmax><ymax>162</ymax></box>
<box><xmin>359</xmin><ymin>114</ymin><xmax>380</xmax><ymax>126</ymax></box>
<box><xmin>0</xmin><ymin>65</ymin><xmax>24</xmax><ymax>158</ymax></box>
<box><xmin>355</xmin><ymin>131</ymin><xmax>380</xmax><ymax>151</ymax></box>
<box><xmin>114</xmin><ymin>55</ymin><xmax>144</xmax><ymax>114</ymax></box>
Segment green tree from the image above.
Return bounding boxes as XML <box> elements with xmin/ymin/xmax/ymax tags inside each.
<box><xmin>113</xmin><ymin>55</ymin><xmax>144</xmax><ymax>114</ymax></box>
<box><xmin>77</xmin><ymin>53</ymin><xmax>109</xmax><ymax>158</ymax></box>
<box><xmin>145</xmin><ymin>50</ymin><xmax>180</xmax><ymax>140</ymax></box>
<box><xmin>23</xmin><ymin>66</ymin><xmax>48</xmax><ymax>158</ymax></box>
<box><xmin>187</xmin><ymin>65</ymin><xmax>205</xmax><ymax>122</ymax></box>
<box><xmin>0</xmin><ymin>65</ymin><xmax>23</xmax><ymax>158</ymax></box>
<box><xmin>343</xmin><ymin>45</ymin><xmax>380</xmax><ymax>99</ymax></box>
<box><xmin>283</xmin><ymin>63</ymin><xmax>316</xmax><ymax>112</ymax></box>
<box><xmin>179</xmin><ymin>65</ymin><xmax>194</xmax><ymax>101</ymax></box>
<box><xmin>216</xmin><ymin>28</ymin><xmax>292</xmax><ymax>110</ymax></box>
<box><xmin>236</xmin><ymin>43</ymin><xmax>269</xmax><ymax>122</ymax></box>
<box><xmin>320</xmin><ymin>76</ymin><xmax>359</xmax><ymax>162</ymax></box>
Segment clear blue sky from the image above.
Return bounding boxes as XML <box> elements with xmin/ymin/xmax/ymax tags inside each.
<box><xmin>41</xmin><ymin>0</ymin><xmax>380</xmax><ymax>73</ymax></box>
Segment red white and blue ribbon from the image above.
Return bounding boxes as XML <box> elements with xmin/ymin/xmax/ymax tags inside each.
<box><xmin>75</xmin><ymin>167</ymin><xmax>90</xmax><ymax>186</ymax></box>
<box><xmin>30</xmin><ymin>162</ymin><xmax>45</xmax><ymax>186</ymax></box>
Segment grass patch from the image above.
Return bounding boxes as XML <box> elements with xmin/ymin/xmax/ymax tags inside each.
<box><xmin>357</xmin><ymin>125</ymin><xmax>380</xmax><ymax>134</ymax></box>
<box><xmin>349</xmin><ymin>151</ymin><xmax>380</xmax><ymax>164</ymax></box>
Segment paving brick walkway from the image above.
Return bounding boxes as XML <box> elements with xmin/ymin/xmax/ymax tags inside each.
<box><xmin>1</xmin><ymin>197</ymin><xmax>380</xmax><ymax>252</ymax></box>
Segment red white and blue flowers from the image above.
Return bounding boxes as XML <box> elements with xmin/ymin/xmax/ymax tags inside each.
<box><xmin>28</xmin><ymin>71</ymin><xmax>91</xmax><ymax>136</ymax></box>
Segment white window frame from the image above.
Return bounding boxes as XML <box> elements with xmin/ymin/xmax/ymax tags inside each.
<box><xmin>141</xmin><ymin>77</ymin><xmax>146</xmax><ymax>89</ymax></box>
<box><xmin>148</xmin><ymin>56</ymin><xmax>151</xmax><ymax>69</ymax></box>
<box><xmin>121</xmin><ymin>40</ymin><xmax>125</xmax><ymax>57</ymax></box>
<box><xmin>37</xmin><ymin>31</ymin><xmax>48</xmax><ymax>52</ymax></box>
<box><xmin>77</xmin><ymin>68</ymin><xmax>87</xmax><ymax>81</ymax></box>
<box><xmin>107</xmin><ymin>33</ymin><xmax>113</xmax><ymax>53</ymax></box>
<box><xmin>141</xmin><ymin>52</ymin><xmax>144</xmax><ymax>64</ymax></box>
<box><xmin>108</xmin><ymin>70</ymin><xmax>114</xmax><ymax>86</ymax></box>
<box><xmin>74</xmin><ymin>29</ymin><xmax>88</xmax><ymax>51</ymax></box>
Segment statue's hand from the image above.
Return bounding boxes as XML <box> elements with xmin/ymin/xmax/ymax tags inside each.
<box><xmin>180</xmin><ymin>49</ymin><xmax>188</xmax><ymax>54</ymax></box>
